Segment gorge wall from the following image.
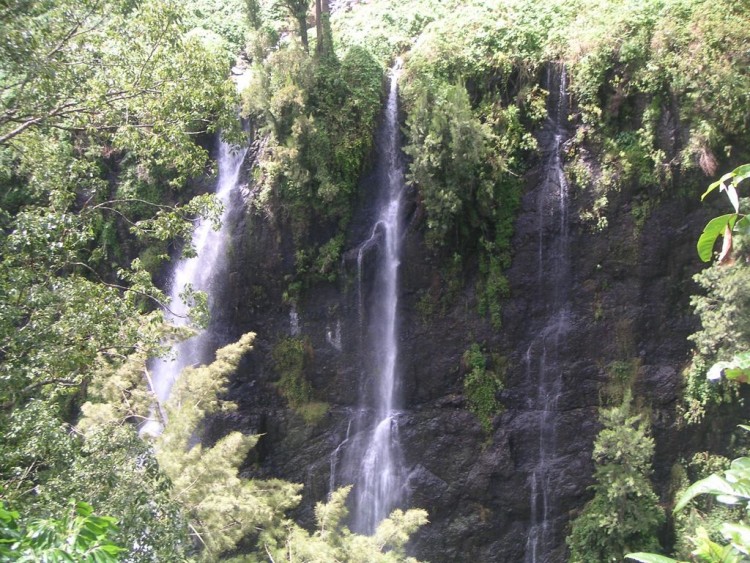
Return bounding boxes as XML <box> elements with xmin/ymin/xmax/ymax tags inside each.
<box><xmin>206</xmin><ymin>66</ymin><xmax>719</xmax><ymax>562</ymax></box>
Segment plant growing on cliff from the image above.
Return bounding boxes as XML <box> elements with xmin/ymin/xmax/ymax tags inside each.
<box><xmin>628</xmin><ymin>439</ymin><xmax>750</xmax><ymax>563</ymax></box>
<box><xmin>271</xmin><ymin>336</ymin><xmax>328</xmax><ymax>423</ymax></box>
<box><xmin>462</xmin><ymin>344</ymin><xmax>504</xmax><ymax>433</ymax></box>
<box><xmin>567</xmin><ymin>393</ymin><xmax>664</xmax><ymax>562</ymax></box>
<box><xmin>241</xmin><ymin>8</ymin><xmax>383</xmax><ymax>287</ymax></box>
<box><xmin>395</xmin><ymin>0</ymin><xmax>569</xmax><ymax>327</ymax></box>
<box><xmin>563</xmin><ymin>0</ymin><xmax>750</xmax><ymax>228</ymax></box>
<box><xmin>681</xmin><ymin>164</ymin><xmax>750</xmax><ymax>423</ymax></box>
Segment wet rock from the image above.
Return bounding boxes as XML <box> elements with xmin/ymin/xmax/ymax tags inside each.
<box><xmin>206</xmin><ymin>68</ymin><xmax>715</xmax><ymax>563</ymax></box>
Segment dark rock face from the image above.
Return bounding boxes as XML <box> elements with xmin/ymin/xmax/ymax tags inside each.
<box><xmin>207</xmin><ymin>82</ymin><xmax>713</xmax><ymax>562</ymax></box>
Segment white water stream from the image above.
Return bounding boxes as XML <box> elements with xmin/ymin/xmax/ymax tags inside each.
<box><xmin>141</xmin><ymin>140</ymin><xmax>247</xmax><ymax>435</ymax></box>
<box><xmin>525</xmin><ymin>65</ymin><xmax>572</xmax><ymax>563</ymax></box>
<box><xmin>335</xmin><ymin>61</ymin><xmax>407</xmax><ymax>533</ymax></box>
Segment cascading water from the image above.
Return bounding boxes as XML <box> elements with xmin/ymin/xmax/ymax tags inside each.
<box><xmin>141</xmin><ymin>140</ymin><xmax>247</xmax><ymax>435</ymax></box>
<box><xmin>336</xmin><ymin>61</ymin><xmax>407</xmax><ymax>534</ymax></box>
<box><xmin>524</xmin><ymin>65</ymin><xmax>572</xmax><ymax>563</ymax></box>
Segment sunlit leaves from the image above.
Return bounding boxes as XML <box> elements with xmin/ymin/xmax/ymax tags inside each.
<box><xmin>675</xmin><ymin>456</ymin><xmax>750</xmax><ymax>513</ymax></box>
<box><xmin>627</xmin><ymin>555</ymin><xmax>685</xmax><ymax>563</ymax></box>
<box><xmin>0</xmin><ymin>500</ymin><xmax>124</xmax><ymax>562</ymax></box>
<box><xmin>697</xmin><ymin>214</ymin><xmax>738</xmax><ymax>262</ymax></box>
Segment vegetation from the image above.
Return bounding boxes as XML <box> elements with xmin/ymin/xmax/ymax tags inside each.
<box><xmin>0</xmin><ymin>0</ymin><xmax>240</xmax><ymax>559</ymax></box>
<box><xmin>628</xmin><ymin>437</ymin><xmax>750</xmax><ymax>563</ymax></box>
<box><xmin>628</xmin><ymin>167</ymin><xmax>750</xmax><ymax>562</ymax></box>
<box><xmin>678</xmin><ymin>165</ymin><xmax>750</xmax><ymax>422</ymax></box>
<box><xmin>241</xmin><ymin>2</ymin><xmax>383</xmax><ymax>289</ymax></box>
<box><xmin>79</xmin><ymin>333</ymin><xmax>427</xmax><ymax>560</ymax></box>
<box><xmin>271</xmin><ymin>336</ymin><xmax>328</xmax><ymax>423</ymax></box>
<box><xmin>567</xmin><ymin>394</ymin><xmax>664</xmax><ymax>562</ymax></box>
<box><xmin>0</xmin><ymin>501</ymin><xmax>124</xmax><ymax>562</ymax></box>
<box><xmin>560</xmin><ymin>0</ymin><xmax>750</xmax><ymax>230</ymax></box>
<box><xmin>256</xmin><ymin>485</ymin><xmax>428</xmax><ymax>563</ymax></box>
<box><xmin>1</xmin><ymin>0</ymin><xmax>750</xmax><ymax>560</ymax></box>
<box><xmin>462</xmin><ymin>344</ymin><xmax>504</xmax><ymax>433</ymax></box>
<box><xmin>333</xmin><ymin>0</ymin><xmax>748</xmax><ymax>324</ymax></box>
<box><xmin>398</xmin><ymin>1</ymin><xmax>542</xmax><ymax>326</ymax></box>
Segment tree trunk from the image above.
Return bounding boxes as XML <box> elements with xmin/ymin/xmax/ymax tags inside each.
<box><xmin>315</xmin><ymin>0</ymin><xmax>323</xmax><ymax>53</ymax></box>
<box><xmin>315</xmin><ymin>0</ymin><xmax>331</xmax><ymax>56</ymax></box>
<box><xmin>298</xmin><ymin>14</ymin><xmax>309</xmax><ymax>51</ymax></box>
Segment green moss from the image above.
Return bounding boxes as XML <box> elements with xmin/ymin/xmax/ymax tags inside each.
<box><xmin>601</xmin><ymin>358</ymin><xmax>640</xmax><ymax>406</ymax></box>
<box><xmin>271</xmin><ymin>337</ymin><xmax>329</xmax><ymax>426</ymax></box>
<box><xmin>297</xmin><ymin>401</ymin><xmax>329</xmax><ymax>425</ymax></box>
<box><xmin>272</xmin><ymin>337</ymin><xmax>311</xmax><ymax>409</ymax></box>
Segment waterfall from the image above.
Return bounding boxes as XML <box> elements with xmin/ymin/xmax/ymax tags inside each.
<box><xmin>525</xmin><ymin>65</ymin><xmax>572</xmax><ymax>563</ymax></box>
<box><xmin>337</xmin><ymin>60</ymin><xmax>407</xmax><ymax>534</ymax></box>
<box><xmin>141</xmin><ymin>140</ymin><xmax>247</xmax><ymax>435</ymax></box>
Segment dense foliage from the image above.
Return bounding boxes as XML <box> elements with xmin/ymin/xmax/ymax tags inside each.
<box><xmin>242</xmin><ymin>2</ymin><xmax>383</xmax><ymax>291</ymax></box>
<box><xmin>2</xmin><ymin>0</ymin><xmax>750</xmax><ymax>559</ymax></box>
<box><xmin>567</xmin><ymin>395</ymin><xmax>664</xmax><ymax>562</ymax></box>
<box><xmin>0</xmin><ymin>500</ymin><xmax>123</xmax><ymax>562</ymax></box>
<box><xmin>0</xmin><ymin>0</ymin><xmax>434</xmax><ymax>559</ymax></box>
<box><xmin>0</xmin><ymin>0</ymin><xmax>239</xmax><ymax>557</ymax></box>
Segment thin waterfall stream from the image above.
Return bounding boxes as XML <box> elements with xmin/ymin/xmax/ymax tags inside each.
<box><xmin>141</xmin><ymin>140</ymin><xmax>247</xmax><ymax>435</ymax></box>
<box><xmin>525</xmin><ymin>65</ymin><xmax>572</xmax><ymax>563</ymax></box>
<box><xmin>335</xmin><ymin>61</ymin><xmax>407</xmax><ymax>533</ymax></box>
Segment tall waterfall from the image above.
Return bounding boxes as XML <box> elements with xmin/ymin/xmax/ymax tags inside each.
<box><xmin>141</xmin><ymin>140</ymin><xmax>247</xmax><ymax>435</ymax></box>
<box><xmin>337</xmin><ymin>61</ymin><xmax>407</xmax><ymax>534</ymax></box>
<box><xmin>525</xmin><ymin>65</ymin><xmax>572</xmax><ymax>563</ymax></box>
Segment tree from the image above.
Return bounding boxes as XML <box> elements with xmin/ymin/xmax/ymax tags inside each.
<box><xmin>0</xmin><ymin>0</ymin><xmax>238</xmax><ymax>170</ymax></box>
<box><xmin>567</xmin><ymin>394</ymin><xmax>664</xmax><ymax>562</ymax></box>
<box><xmin>80</xmin><ymin>332</ymin><xmax>428</xmax><ymax>561</ymax></box>
<box><xmin>279</xmin><ymin>0</ymin><xmax>311</xmax><ymax>51</ymax></box>
<box><xmin>315</xmin><ymin>0</ymin><xmax>332</xmax><ymax>56</ymax></box>
<box><xmin>0</xmin><ymin>0</ymin><xmax>240</xmax><ymax>556</ymax></box>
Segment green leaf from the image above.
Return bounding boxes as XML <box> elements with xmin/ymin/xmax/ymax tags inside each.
<box><xmin>730</xmin><ymin>458</ymin><xmax>750</xmax><ymax>477</ymax></box>
<box><xmin>736</xmin><ymin>216</ymin><xmax>750</xmax><ymax>234</ymax></box>
<box><xmin>693</xmin><ymin>538</ymin><xmax>743</xmax><ymax>563</ymax></box>
<box><xmin>626</xmin><ymin>553</ymin><xmax>684</xmax><ymax>563</ymax></box>
<box><xmin>722</xmin><ymin>522</ymin><xmax>750</xmax><ymax>555</ymax></box>
<box><xmin>733</xmin><ymin>164</ymin><xmax>750</xmax><ymax>184</ymax></box>
<box><xmin>697</xmin><ymin>214</ymin><xmax>738</xmax><ymax>262</ymax></box>
<box><xmin>75</xmin><ymin>502</ymin><xmax>93</xmax><ymax>518</ymax></box>
<box><xmin>723</xmin><ymin>367</ymin><xmax>750</xmax><ymax>382</ymax></box>
<box><xmin>702</xmin><ymin>171</ymin><xmax>735</xmax><ymax>200</ymax></box>
<box><xmin>674</xmin><ymin>473</ymin><xmax>739</xmax><ymax>512</ymax></box>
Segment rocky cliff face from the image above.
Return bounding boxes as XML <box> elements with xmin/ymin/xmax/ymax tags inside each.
<box><xmin>205</xmin><ymin>69</ymin><xmax>717</xmax><ymax>562</ymax></box>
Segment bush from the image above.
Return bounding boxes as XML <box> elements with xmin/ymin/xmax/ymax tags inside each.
<box><xmin>567</xmin><ymin>394</ymin><xmax>664</xmax><ymax>562</ymax></box>
<box><xmin>462</xmin><ymin>344</ymin><xmax>504</xmax><ymax>433</ymax></box>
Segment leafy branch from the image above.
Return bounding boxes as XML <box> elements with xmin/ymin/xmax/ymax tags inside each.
<box><xmin>697</xmin><ymin>164</ymin><xmax>750</xmax><ymax>263</ymax></box>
